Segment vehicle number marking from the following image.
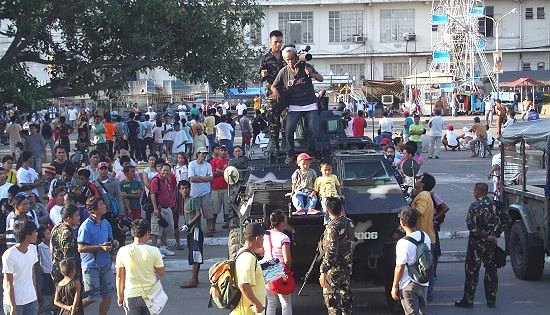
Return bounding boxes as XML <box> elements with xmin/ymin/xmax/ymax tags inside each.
<box><xmin>355</xmin><ymin>231</ymin><xmax>378</xmax><ymax>240</ymax></box>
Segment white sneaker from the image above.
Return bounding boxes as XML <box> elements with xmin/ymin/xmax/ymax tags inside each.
<box><xmin>159</xmin><ymin>246</ymin><xmax>175</xmax><ymax>256</ymax></box>
<box><xmin>161</xmin><ymin>253</ymin><xmax>166</xmax><ymax>259</ymax></box>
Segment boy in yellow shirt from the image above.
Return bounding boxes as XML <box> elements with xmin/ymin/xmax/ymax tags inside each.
<box><xmin>314</xmin><ymin>160</ymin><xmax>342</xmax><ymax>224</ymax></box>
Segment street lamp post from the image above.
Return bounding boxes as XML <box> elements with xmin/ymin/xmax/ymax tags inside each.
<box><xmin>485</xmin><ymin>8</ymin><xmax>517</xmax><ymax>99</ymax></box>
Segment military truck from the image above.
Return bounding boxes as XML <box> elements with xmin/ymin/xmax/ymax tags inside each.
<box><xmin>499</xmin><ymin>120</ymin><xmax>550</xmax><ymax>280</ymax></box>
<box><xmin>227</xmin><ymin>109</ymin><xmax>409</xmax><ymax>307</ymax></box>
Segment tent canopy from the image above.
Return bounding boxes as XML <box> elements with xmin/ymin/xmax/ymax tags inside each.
<box><xmin>226</xmin><ymin>87</ymin><xmax>265</xmax><ymax>97</ymax></box>
<box><xmin>500</xmin><ymin>120</ymin><xmax>550</xmax><ymax>153</ymax></box>
<box><xmin>504</xmin><ymin>77</ymin><xmax>546</xmax><ymax>88</ymax></box>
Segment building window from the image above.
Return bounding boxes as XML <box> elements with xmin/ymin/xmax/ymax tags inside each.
<box><xmin>537</xmin><ymin>7</ymin><xmax>545</xmax><ymax>19</ymax></box>
<box><xmin>522</xmin><ymin>62</ymin><xmax>531</xmax><ymax>71</ymax></box>
<box><xmin>329</xmin><ymin>11</ymin><xmax>364</xmax><ymax>43</ymax></box>
<box><xmin>479</xmin><ymin>6</ymin><xmax>494</xmax><ymax>37</ymax></box>
<box><xmin>278</xmin><ymin>12</ymin><xmax>313</xmax><ymax>44</ymax></box>
<box><xmin>383</xmin><ymin>62</ymin><xmax>410</xmax><ymax>80</ymax></box>
<box><xmin>380</xmin><ymin>9</ymin><xmax>415</xmax><ymax>43</ymax></box>
<box><xmin>525</xmin><ymin>8</ymin><xmax>534</xmax><ymax>20</ymax></box>
<box><xmin>330</xmin><ymin>64</ymin><xmax>365</xmax><ymax>81</ymax></box>
<box><xmin>537</xmin><ymin>62</ymin><xmax>545</xmax><ymax>70</ymax></box>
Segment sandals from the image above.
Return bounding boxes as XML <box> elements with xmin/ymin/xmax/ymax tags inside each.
<box><xmin>180</xmin><ymin>282</ymin><xmax>198</xmax><ymax>289</ymax></box>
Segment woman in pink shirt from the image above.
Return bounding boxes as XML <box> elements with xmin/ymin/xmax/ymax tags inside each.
<box><xmin>262</xmin><ymin>210</ymin><xmax>293</xmax><ymax>315</ymax></box>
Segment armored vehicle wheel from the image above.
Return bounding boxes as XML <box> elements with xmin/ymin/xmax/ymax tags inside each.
<box><xmin>510</xmin><ymin>221</ymin><xmax>545</xmax><ymax>280</ymax></box>
<box><xmin>228</xmin><ymin>227</ymin><xmax>243</xmax><ymax>260</ymax></box>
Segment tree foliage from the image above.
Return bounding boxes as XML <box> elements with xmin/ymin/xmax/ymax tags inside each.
<box><xmin>0</xmin><ymin>0</ymin><xmax>263</xmax><ymax>109</ymax></box>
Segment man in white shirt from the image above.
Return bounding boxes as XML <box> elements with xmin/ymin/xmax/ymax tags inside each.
<box><xmin>2</xmin><ymin>220</ymin><xmax>39</xmax><ymax>315</ymax></box>
<box><xmin>188</xmin><ymin>147</ymin><xmax>214</xmax><ymax>236</ymax></box>
<box><xmin>236</xmin><ymin>99</ymin><xmax>247</xmax><ymax>118</ymax></box>
<box><xmin>215</xmin><ymin>116</ymin><xmax>234</xmax><ymax>157</ymax></box>
<box><xmin>379</xmin><ymin>111</ymin><xmax>394</xmax><ymax>141</ymax></box>
<box><xmin>161</xmin><ymin>115</ymin><xmax>174</xmax><ymax>160</ymax></box>
<box><xmin>392</xmin><ymin>207</ymin><xmax>431</xmax><ymax>315</ymax></box>
<box><xmin>0</xmin><ymin>167</ymin><xmax>13</xmax><ymax>200</ymax></box>
<box><xmin>427</xmin><ymin>108</ymin><xmax>444</xmax><ymax>159</ymax></box>
<box><xmin>171</xmin><ymin>122</ymin><xmax>188</xmax><ymax>164</ymax></box>
<box><xmin>146</xmin><ymin>106</ymin><xmax>157</xmax><ymax>122</ymax></box>
<box><xmin>68</xmin><ymin>106</ymin><xmax>79</xmax><ymax>129</ymax></box>
<box><xmin>16</xmin><ymin>151</ymin><xmax>41</xmax><ymax>197</ymax></box>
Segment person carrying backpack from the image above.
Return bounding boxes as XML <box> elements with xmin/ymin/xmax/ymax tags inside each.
<box><xmin>392</xmin><ymin>207</ymin><xmax>433</xmax><ymax>315</ymax></box>
<box><xmin>230</xmin><ymin>223</ymin><xmax>268</xmax><ymax>315</ymax></box>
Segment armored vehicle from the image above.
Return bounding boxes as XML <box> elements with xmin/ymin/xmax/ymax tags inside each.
<box><xmin>227</xmin><ymin>109</ymin><xmax>409</xmax><ymax>307</ymax></box>
<box><xmin>500</xmin><ymin>120</ymin><xmax>549</xmax><ymax>280</ymax></box>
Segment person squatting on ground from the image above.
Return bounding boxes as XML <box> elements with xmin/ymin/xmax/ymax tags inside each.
<box><xmin>455</xmin><ymin>183</ymin><xmax>502</xmax><ymax>309</ymax></box>
<box><xmin>116</xmin><ymin>219</ymin><xmax>166</xmax><ymax>315</ymax></box>
<box><xmin>270</xmin><ymin>45</ymin><xmax>324</xmax><ymax>164</ymax></box>
<box><xmin>290</xmin><ymin>153</ymin><xmax>318</xmax><ymax>216</ymax></box>
<box><xmin>262</xmin><ymin>210</ymin><xmax>293</xmax><ymax>315</ymax></box>
<box><xmin>230</xmin><ymin>223</ymin><xmax>269</xmax><ymax>315</ymax></box>
<box><xmin>319</xmin><ymin>197</ymin><xmax>354</xmax><ymax>315</ymax></box>
<box><xmin>391</xmin><ymin>207</ymin><xmax>431</xmax><ymax>315</ymax></box>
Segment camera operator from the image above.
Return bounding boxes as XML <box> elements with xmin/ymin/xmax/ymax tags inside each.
<box><xmin>271</xmin><ymin>46</ymin><xmax>324</xmax><ymax>165</ymax></box>
<box><xmin>260</xmin><ymin>30</ymin><xmax>285</xmax><ymax>151</ymax></box>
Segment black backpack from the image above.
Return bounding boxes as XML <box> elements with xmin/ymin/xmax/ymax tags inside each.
<box><xmin>403</xmin><ymin>232</ymin><xmax>434</xmax><ymax>284</ymax></box>
<box><xmin>42</xmin><ymin>123</ymin><xmax>53</xmax><ymax>139</ymax></box>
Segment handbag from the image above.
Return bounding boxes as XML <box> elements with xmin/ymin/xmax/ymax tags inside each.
<box><xmin>129</xmin><ymin>246</ymin><xmax>168</xmax><ymax>314</ymax></box>
<box><xmin>97</xmin><ymin>181</ymin><xmax>121</xmax><ymax>216</ymax></box>
<box><xmin>265</xmin><ymin>232</ymin><xmax>295</xmax><ymax>295</ymax></box>
<box><xmin>495</xmin><ymin>245</ymin><xmax>507</xmax><ymax>268</ymax></box>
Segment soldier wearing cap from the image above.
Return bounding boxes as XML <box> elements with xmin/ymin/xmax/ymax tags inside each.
<box><xmin>319</xmin><ymin>197</ymin><xmax>354</xmax><ymax>315</ymax></box>
<box><xmin>231</xmin><ymin>223</ymin><xmax>268</xmax><ymax>315</ymax></box>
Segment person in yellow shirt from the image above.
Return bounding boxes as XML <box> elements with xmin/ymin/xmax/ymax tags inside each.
<box><xmin>253</xmin><ymin>95</ymin><xmax>261</xmax><ymax>111</ymax></box>
<box><xmin>231</xmin><ymin>223</ymin><xmax>268</xmax><ymax>315</ymax></box>
<box><xmin>2</xmin><ymin>155</ymin><xmax>17</xmax><ymax>184</ymax></box>
<box><xmin>314</xmin><ymin>160</ymin><xmax>342</xmax><ymax>224</ymax></box>
<box><xmin>411</xmin><ymin>172</ymin><xmax>437</xmax><ymax>301</ymax></box>
<box><xmin>204</xmin><ymin>109</ymin><xmax>217</xmax><ymax>152</ymax></box>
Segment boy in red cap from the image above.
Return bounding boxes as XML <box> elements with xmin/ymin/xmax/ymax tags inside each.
<box><xmin>290</xmin><ymin>153</ymin><xmax>318</xmax><ymax>215</ymax></box>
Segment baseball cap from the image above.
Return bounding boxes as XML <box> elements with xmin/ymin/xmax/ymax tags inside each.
<box><xmin>43</xmin><ymin>165</ymin><xmax>57</xmax><ymax>176</ymax></box>
<box><xmin>98</xmin><ymin>162</ymin><xmax>109</xmax><ymax>169</ymax></box>
<box><xmin>219</xmin><ymin>145</ymin><xmax>227</xmax><ymax>151</ymax></box>
<box><xmin>296</xmin><ymin>153</ymin><xmax>315</xmax><ymax>163</ymax></box>
<box><xmin>380</xmin><ymin>138</ymin><xmax>391</xmax><ymax>146</ymax></box>
<box><xmin>447</xmin><ymin>125</ymin><xmax>454</xmax><ymax>131</ymax></box>
<box><xmin>15</xmin><ymin>192</ymin><xmax>30</xmax><ymax>198</ymax></box>
<box><xmin>243</xmin><ymin>223</ymin><xmax>270</xmax><ymax>238</ymax></box>
<box><xmin>197</xmin><ymin>147</ymin><xmax>209</xmax><ymax>154</ymax></box>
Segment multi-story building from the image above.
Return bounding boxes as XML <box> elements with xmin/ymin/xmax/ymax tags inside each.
<box><xmin>253</xmin><ymin>0</ymin><xmax>550</xmax><ymax>83</ymax></box>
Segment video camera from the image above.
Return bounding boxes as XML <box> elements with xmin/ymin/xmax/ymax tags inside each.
<box><xmin>298</xmin><ymin>45</ymin><xmax>312</xmax><ymax>63</ymax></box>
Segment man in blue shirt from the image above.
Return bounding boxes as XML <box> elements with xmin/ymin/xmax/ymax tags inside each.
<box><xmin>77</xmin><ymin>196</ymin><xmax>115</xmax><ymax>315</ymax></box>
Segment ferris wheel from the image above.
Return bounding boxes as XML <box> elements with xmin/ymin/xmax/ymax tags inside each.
<box><xmin>429</xmin><ymin>0</ymin><xmax>496</xmax><ymax>93</ymax></box>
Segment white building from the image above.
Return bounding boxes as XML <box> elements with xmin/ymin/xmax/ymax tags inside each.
<box><xmin>253</xmin><ymin>0</ymin><xmax>550</xmax><ymax>82</ymax></box>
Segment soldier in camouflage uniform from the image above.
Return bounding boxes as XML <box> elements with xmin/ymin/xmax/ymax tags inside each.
<box><xmin>50</xmin><ymin>204</ymin><xmax>82</xmax><ymax>283</ymax></box>
<box><xmin>259</xmin><ymin>30</ymin><xmax>285</xmax><ymax>151</ymax></box>
<box><xmin>319</xmin><ymin>197</ymin><xmax>354</xmax><ymax>315</ymax></box>
<box><xmin>455</xmin><ymin>183</ymin><xmax>502</xmax><ymax>309</ymax></box>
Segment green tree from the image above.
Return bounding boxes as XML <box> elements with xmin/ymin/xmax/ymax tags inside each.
<box><xmin>0</xmin><ymin>0</ymin><xmax>263</xmax><ymax>110</ymax></box>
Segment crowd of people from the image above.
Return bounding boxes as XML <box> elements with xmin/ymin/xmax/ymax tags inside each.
<box><xmin>0</xmin><ymin>99</ymin><xmax>266</xmax><ymax>315</ymax></box>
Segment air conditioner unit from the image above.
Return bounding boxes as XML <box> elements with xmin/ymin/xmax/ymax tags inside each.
<box><xmin>403</xmin><ymin>33</ymin><xmax>416</xmax><ymax>41</ymax></box>
<box><xmin>352</xmin><ymin>35</ymin><xmax>366</xmax><ymax>43</ymax></box>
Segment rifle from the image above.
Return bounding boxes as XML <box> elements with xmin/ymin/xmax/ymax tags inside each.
<box><xmin>297</xmin><ymin>235</ymin><xmax>323</xmax><ymax>296</ymax></box>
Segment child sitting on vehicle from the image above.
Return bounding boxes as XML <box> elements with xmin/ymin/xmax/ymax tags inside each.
<box><xmin>290</xmin><ymin>153</ymin><xmax>318</xmax><ymax>215</ymax></box>
<box><xmin>314</xmin><ymin>160</ymin><xmax>342</xmax><ymax>224</ymax></box>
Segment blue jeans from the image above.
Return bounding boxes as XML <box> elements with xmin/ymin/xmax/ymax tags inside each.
<box><xmin>82</xmin><ymin>265</ymin><xmax>115</xmax><ymax>302</ymax></box>
<box><xmin>285</xmin><ymin>110</ymin><xmax>319</xmax><ymax>156</ymax></box>
<box><xmin>292</xmin><ymin>191</ymin><xmax>317</xmax><ymax>211</ymax></box>
<box><xmin>3</xmin><ymin>301</ymin><xmax>38</xmax><ymax>315</ymax></box>
<box><xmin>207</xmin><ymin>134</ymin><xmax>216</xmax><ymax>152</ymax></box>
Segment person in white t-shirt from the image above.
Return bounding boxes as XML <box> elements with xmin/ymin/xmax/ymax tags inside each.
<box><xmin>216</xmin><ymin>116</ymin><xmax>234</xmax><ymax>157</ymax></box>
<box><xmin>2</xmin><ymin>220</ymin><xmax>39</xmax><ymax>314</ymax></box>
<box><xmin>236</xmin><ymin>99</ymin><xmax>247</xmax><ymax>118</ymax></box>
<box><xmin>49</xmin><ymin>189</ymin><xmax>66</xmax><ymax>226</ymax></box>
<box><xmin>171</xmin><ymin>122</ymin><xmax>188</xmax><ymax>164</ymax></box>
<box><xmin>379</xmin><ymin>111</ymin><xmax>394</xmax><ymax>140</ymax></box>
<box><xmin>0</xmin><ymin>167</ymin><xmax>13</xmax><ymax>200</ymax></box>
<box><xmin>427</xmin><ymin>108</ymin><xmax>444</xmax><ymax>159</ymax></box>
<box><xmin>392</xmin><ymin>207</ymin><xmax>431</xmax><ymax>315</ymax></box>
<box><xmin>68</xmin><ymin>107</ymin><xmax>79</xmax><ymax>129</ymax></box>
<box><xmin>442</xmin><ymin>125</ymin><xmax>460</xmax><ymax>151</ymax></box>
<box><xmin>16</xmin><ymin>151</ymin><xmax>41</xmax><ymax>197</ymax></box>
<box><xmin>146</xmin><ymin>107</ymin><xmax>157</xmax><ymax>122</ymax></box>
